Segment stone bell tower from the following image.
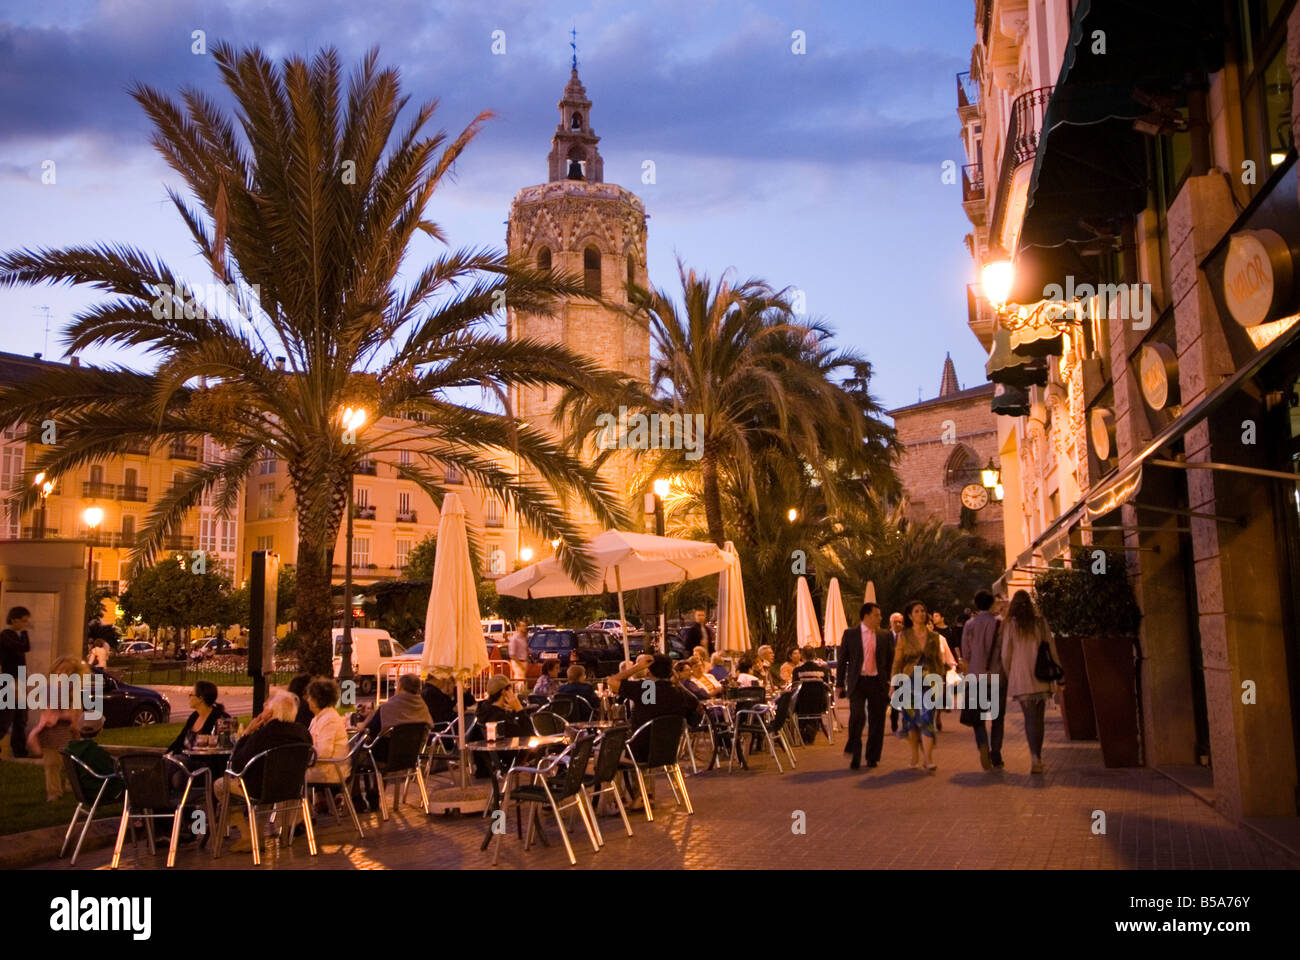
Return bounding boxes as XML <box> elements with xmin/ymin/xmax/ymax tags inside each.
<box><xmin>506</xmin><ymin>65</ymin><xmax>650</xmax><ymax>437</ymax></box>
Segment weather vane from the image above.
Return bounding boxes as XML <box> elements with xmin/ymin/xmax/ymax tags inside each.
<box><xmin>570</xmin><ymin>26</ymin><xmax>578</xmax><ymax>70</ymax></box>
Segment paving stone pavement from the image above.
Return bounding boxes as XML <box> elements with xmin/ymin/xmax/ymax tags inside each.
<box><xmin>33</xmin><ymin>706</ymin><xmax>1299</xmax><ymax>870</ymax></box>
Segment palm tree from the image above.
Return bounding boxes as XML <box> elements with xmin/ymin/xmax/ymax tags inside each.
<box><xmin>562</xmin><ymin>259</ymin><xmax>871</xmax><ymax>546</ymax></box>
<box><xmin>0</xmin><ymin>44</ymin><xmax>628</xmax><ymax>673</ymax></box>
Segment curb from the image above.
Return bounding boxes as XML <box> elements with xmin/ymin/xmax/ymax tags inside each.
<box><xmin>1</xmin><ymin>820</ymin><xmax>120</xmax><ymax>870</ymax></box>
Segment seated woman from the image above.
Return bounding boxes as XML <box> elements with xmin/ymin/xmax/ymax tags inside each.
<box><xmin>531</xmin><ymin>659</ymin><xmax>562</xmax><ymax>699</ymax></box>
<box><xmin>674</xmin><ymin>660</ymin><xmax>710</xmax><ymax>701</ymax></box>
<box><xmin>779</xmin><ymin>648</ymin><xmax>804</xmax><ymax>686</ymax></box>
<box><xmin>168</xmin><ymin>680</ymin><xmax>229</xmax><ymax>754</ymax></box>
<box><xmin>305</xmin><ymin>678</ymin><xmax>350</xmax><ymax>784</ymax></box>
<box><xmin>26</xmin><ymin>656</ymin><xmax>90</xmax><ymax>801</ymax></box>
<box><xmin>734</xmin><ymin>657</ymin><xmax>763</xmax><ymax>687</ymax></box>
<box><xmin>220</xmin><ymin>691</ymin><xmax>312</xmax><ymax>852</ymax></box>
<box><xmin>708</xmin><ymin>652</ymin><xmax>731</xmax><ymax>683</ymax></box>
<box><xmin>692</xmin><ymin>657</ymin><xmax>723</xmax><ymax>696</ymax></box>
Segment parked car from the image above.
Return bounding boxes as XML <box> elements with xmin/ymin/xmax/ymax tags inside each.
<box><xmin>571</xmin><ymin>629</ymin><xmax>635</xmax><ymax>677</ymax></box>
<box><xmin>189</xmin><ymin>637</ymin><xmax>246</xmax><ymax>661</ymax></box>
<box><xmin>586</xmin><ymin>619</ymin><xmax>644</xmax><ymax>638</ymax></box>
<box><xmin>330</xmin><ymin>628</ymin><xmax>407</xmax><ymax>695</ymax></box>
<box><xmin>118</xmin><ymin>641</ymin><xmax>157</xmax><ymax>655</ymax></box>
<box><xmin>98</xmin><ymin>674</ymin><xmax>172</xmax><ymax>727</ymax></box>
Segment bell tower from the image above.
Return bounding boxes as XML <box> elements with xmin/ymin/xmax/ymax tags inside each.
<box><xmin>506</xmin><ymin>65</ymin><xmax>650</xmax><ymax>435</ymax></box>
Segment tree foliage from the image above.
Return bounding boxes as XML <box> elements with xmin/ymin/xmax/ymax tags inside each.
<box><xmin>119</xmin><ymin>554</ymin><xmax>232</xmax><ymax>631</ymax></box>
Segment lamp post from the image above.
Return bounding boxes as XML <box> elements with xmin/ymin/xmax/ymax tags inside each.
<box><xmin>338</xmin><ymin>407</ymin><xmax>367</xmax><ymax>686</ymax></box>
<box><xmin>980</xmin><ymin>246</ymin><xmax>1015</xmax><ymax>309</ymax></box>
<box><xmin>33</xmin><ymin>472</ymin><xmax>53</xmax><ymax>538</ymax></box>
<box><xmin>649</xmin><ymin>479</ymin><xmax>669</xmax><ymax>649</ymax></box>
<box><xmin>82</xmin><ymin>505</ymin><xmax>103</xmax><ymax>650</ymax></box>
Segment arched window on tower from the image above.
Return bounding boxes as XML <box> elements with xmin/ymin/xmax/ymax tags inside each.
<box><xmin>584</xmin><ymin>247</ymin><xmax>601</xmax><ymax>295</ymax></box>
<box><xmin>537</xmin><ymin>247</ymin><xmax>551</xmax><ymax>273</ymax></box>
<box><xmin>566</xmin><ymin>146</ymin><xmax>586</xmax><ymax>180</ymax></box>
<box><xmin>944</xmin><ymin>444</ymin><xmax>976</xmax><ymax>487</ymax></box>
<box><xmin>571</xmin><ymin>112</ymin><xmax>582</xmax><ymax>129</ymax></box>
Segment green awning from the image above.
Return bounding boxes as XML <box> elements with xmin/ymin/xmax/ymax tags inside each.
<box><xmin>987</xmin><ymin>324</ymin><xmax>1049</xmax><ymax>387</ymax></box>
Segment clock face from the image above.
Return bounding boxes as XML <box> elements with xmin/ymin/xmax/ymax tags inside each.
<box><xmin>961</xmin><ymin>483</ymin><xmax>989</xmax><ymax>510</ymax></box>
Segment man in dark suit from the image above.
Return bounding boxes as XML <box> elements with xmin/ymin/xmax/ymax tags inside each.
<box><xmin>836</xmin><ymin>602</ymin><xmax>895</xmax><ymax>770</ymax></box>
<box><xmin>887</xmin><ymin>612</ymin><xmax>905</xmax><ymax>732</ymax></box>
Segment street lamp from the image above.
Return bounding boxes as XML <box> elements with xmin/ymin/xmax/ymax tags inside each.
<box><xmin>338</xmin><ymin>406</ymin><xmax>367</xmax><ymax>686</ymax></box>
<box><xmin>980</xmin><ymin>246</ymin><xmax>1015</xmax><ymax>308</ymax></box>
<box><xmin>33</xmin><ymin>472</ymin><xmax>53</xmax><ymax>538</ymax></box>
<box><xmin>645</xmin><ymin>479</ymin><xmax>670</xmax><ymax>650</ymax></box>
<box><xmin>83</xmin><ymin>505</ymin><xmax>104</xmax><ymax>649</ymax></box>
<box><xmin>519</xmin><ymin>546</ymin><xmax>534</xmax><ymax>563</ymax></box>
<box><xmin>980</xmin><ymin>459</ymin><xmax>1001</xmax><ymax>489</ymax></box>
<box><xmin>786</xmin><ymin>507</ymin><xmax>798</xmax><ymax>523</ymax></box>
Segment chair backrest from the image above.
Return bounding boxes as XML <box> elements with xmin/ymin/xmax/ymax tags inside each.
<box><xmin>116</xmin><ymin>752</ymin><xmax>176</xmax><ymax>809</ymax></box>
<box><xmin>531</xmin><ymin>711</ymin><xmax>566</xmax><ymax>736</ymax></box>
<box><xmin>555</xmin><ymin>695</ymin><xmax>595</xmax><ymax>721</ymax></box>
<box><xmin>373</xmin><ymin>721</ymin><xmax>430</xmax><ymax>772</ymax></box>
<box><xmin>793</xmin><ymin>680</ymin><xmax>830</xmax><ymax>715</ymax></box>
<box><xmin>61</xmin><ymin>749</ymin><xmax>117</xmax><ymax>806</ymax></box>
<box><xmin>244</xmin><ymin>742</ymin><xmax>317</xmax><ymax>804</ymax></box>
<box><xmin>631</xmin><ymin>715</ymin><xmax>687</xmax><ymax>767</ymax></box>
<box><xmin>550</xmin><ymin>734</ymin><xmax>595</xmax><ymax>800</ymax></box>
<box><xmin>590</xmin><ymin>725</ymin><xmax>630</xmax><ymax>786</ymax></box>
<box><xmin>768</xmin><ymin>690</ymin><xmax>795</xmax><ymax>729</ymax></box>
<box><xmin>726</xmin><ymin>685</ymin><xmax>766</xmax><ymax>704</ymax></box>
<box><xmin>545</xmin><ymin>696</ymin><xmax>576</xmax><ymax>719</ymax></box>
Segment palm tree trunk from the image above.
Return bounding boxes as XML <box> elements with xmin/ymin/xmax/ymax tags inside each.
<box><xmin>701</xmin><ymin>446</ymin><xmax>725</xmax><ymax>547</ymax></box>
<box><xmin>291</xmin><ymin>465</ymin><xmax>347</xmax><ymax>676</ymax></box>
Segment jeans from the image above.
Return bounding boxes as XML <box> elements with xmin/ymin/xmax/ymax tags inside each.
<box><xmin>1018</xmin><ymin>694</ymin><xmax>1047</xmax><ymax>759</ymax></box>
<box><xmin>971</xmin><ymin>674</ymin><xmax>1007</xmax><ymax>762</ymax></box>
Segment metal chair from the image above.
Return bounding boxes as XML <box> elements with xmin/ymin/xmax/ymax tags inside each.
<box><xmin>497</xmin><ymin>735</ymin><xmax>599</xmax><ymax>865</ymax></box>
<box><xmin>361</xmin><ymin>721</ymin><xmax>432</xmax><ymax>820</ymax></box>
<box><xmin>792</xmin><ymin>680</ymin><xmax>835</xmax><ymax>744</ymax></box>
<box><xmin>212</xmin><ymin>742</ymin><xmax>318</xmax><ymax>865</ymax></box>
<box><xmin>731</xmin><ymin>689</ymin><xmax>798</xmax><ymax>773</ymax></box>
<box><xmin>60</xmin><ymin>749</ymin><xmax>123</xmax><ymax>865</ymax></box>
<box><xmin>581</xmin><ymin>725</ymin><xmax>634</xmax><ymax>844</ymax></box>
<box><xmin>111</xmin><ymin>752</ymin><xmax>214</xmax><ymax>869</ymax></box>
<box><xmin>307</xmin><ymin>733</ymin><xmax>367</xmax><ymax>840</ymax></box>
<box><xmin>549</xmin><ymin>694</ymin><xmax>595</xmax><ymax>721</ymax></box>
<box><xmin>622</xmin><ymin>716</ymin><xmax>693</xmax><ymax>820</ymax></box>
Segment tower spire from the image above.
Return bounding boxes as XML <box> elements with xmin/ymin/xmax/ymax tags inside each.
<box><xmin>547</xmin><ymin>64</ymin><xmax>602</xmax><ymax>183</ymax></box>
<box><xmin>939</xmin><ymin>352</ymin><xmax>960</xmax><ymax>397</ymax></box>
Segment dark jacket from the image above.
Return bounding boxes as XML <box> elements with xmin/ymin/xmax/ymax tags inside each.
<box><xmin>229</xmin><ymin>719</ymin><xmax>312</xmax><ymax>797</ymax></box>
<box><xmin>168</xmin><ymin>703</ymin><xmax>230</xmax><ymax>754</ymax></box>
<box><xmin>0</xmin><ymin>628</ymin><xmax>30</xmax><ymax>676</ymax></box>
<box><xmin>555</xmin><ymin>681</ymin><xmax>600</xmax><ymax>714</ymax></box>
<box><xmin>681</xmin><ymin>621</ymin><xmax>715</xmax><ymax>654</ymax></box>
<box><xmin>835</xmin><ymin>625</ymin><xmax>896</xmax><ymax>695</ymax></box>
<box><xmin>622</xmin><ymin>679</ymin><xmax>703</xmax><ymax>729</ymax></box>
<box><xmin>421</xmin><ymin>683</ymin><xmax>475</xmax><ymax>725</ymax></box>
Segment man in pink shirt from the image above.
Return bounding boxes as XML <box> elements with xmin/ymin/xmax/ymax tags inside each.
<box><xmin>835</xmin><ymin>603</ymin><xmax>896</xmax><ymax>770</ymax></box>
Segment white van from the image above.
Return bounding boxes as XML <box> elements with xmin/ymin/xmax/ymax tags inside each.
<box><xmin>481</xmin><ymin>619</ymin><xmax>510</xmax><ymax>644</ymax></box>
<box><xmin>330</xmin><ymin>628</ymin><xmax>407</xmax><ymax>695</ymax></box>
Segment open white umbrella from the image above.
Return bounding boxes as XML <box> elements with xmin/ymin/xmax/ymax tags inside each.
<box><xmin>715</xmin><ymin>541</ymin><xmax>750</xmax><ymax>655</ymax></box>
<box><xmin>795</xmin><ymin>577</ymin><xmax>822</xmax><ymax>648</ymax></box>
<box><xmin>823</xmin><ymin>577</ymin><xmax>848</xmax><ymax>647</ymax></box>
<box><xmin>419</xmin><ymin>492</ymin><xmax>490</xmax><ymax>804</ymax></box>
<box><xmin>497</xmin><ymin>529</ymin><xmax>732</xmax><ymax>660</ymax></box>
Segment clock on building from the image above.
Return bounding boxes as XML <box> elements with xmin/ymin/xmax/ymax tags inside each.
<box><xmin>960</xmin><ymin>483</ymin><xmax>990</xmax><ymax>510</ymax></box>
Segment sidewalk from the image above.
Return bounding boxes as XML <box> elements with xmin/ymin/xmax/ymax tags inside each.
<box><xmin>27</xmin><ymin>705</ymin><xmax>1299</xmax><ymax>870</ymax></box>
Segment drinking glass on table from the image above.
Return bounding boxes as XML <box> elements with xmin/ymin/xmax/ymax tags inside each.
<box><xmin>486</xmin><ymin>722</ymin><xmax>499</xmax><ymax>741</ymax></box>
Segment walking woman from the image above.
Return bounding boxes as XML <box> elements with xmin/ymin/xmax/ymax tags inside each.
<box><xmin>1000</xmin><ymin>590</ymin><xmax>1061</xmax><ymax>774</ymax></box>
<box><xmin>891</xmin><ymin>600</ymin><xmax>945</xmax><ymax>771</ymax></box>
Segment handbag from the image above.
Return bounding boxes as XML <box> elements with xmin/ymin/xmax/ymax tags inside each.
<box><xmin>1033</xmin><ymin>634</ymin><xmax>1065</xmax><ymax>683</ymax></box>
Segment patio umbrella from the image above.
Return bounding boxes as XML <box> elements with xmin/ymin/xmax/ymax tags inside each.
<box><xmin>497</xmin><ymin>529</ymin><xmax>732</xmax><ymax>661</ymax></box>
<box><xmin>715</xmin><ymin>541</ymin><xmax>750</xmax><ymax>655</ymax></box>
<box><xmin>823</xmin><ymin>577</ymin><xmax>848</xmax><ymax>647</ymax></box>
<box><xmin>795</xmin><ymin>577</ymin><xmax>822</xmax><ymax>648</ymax></box>
<box><xmin>864</xmin><ymin>581</ymin><xmax>877</xmax><ymax>604</ymax></box>
<box><xmin>419</xmin><ymin>492</ymin><xmax>490</xmax><ymax>802</ymax></box>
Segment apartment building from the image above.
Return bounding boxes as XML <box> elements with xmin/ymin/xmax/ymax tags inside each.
<box><xmin>958</xmin><ymin>0</ymin><xmax>1300</xmax><ymax>822</ymax></box>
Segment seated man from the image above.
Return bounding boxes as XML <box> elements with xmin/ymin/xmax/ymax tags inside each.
<box><xmin>363</xmin><ymin>673</ymin><xmax>433</xmax><ymax>762</ymax></box>
<box><xmin>618</xmin><ymin>655</ymin><xmax>703</xmax><ymax>742</ymax></box>
<box><xmin>792</xmin><ymin>647</ymin><xmax>832</xmax><ymax>683</ymax></box>
<box><xmin>421</xmin><ymin>675</ymin><xmax>474</xmax><ymax>726</ymax></box>
<box><xmin>222</xmin><ymin>691</ymin><xmax>313</xmax><ymax>852</ymax></box>
<box><xmin>675</xmin><ymin>660</ymin><xmax>710</xmax><ymax>701</ymax></box>
<box><xmin>65</xmin><ymin>716</ymin><xmax>123</xmax><ymax>804</ymax></box>
<box><xmin>734</xmin><ymin>657</ymin><xmax>763</xmax><ymax>687</ymax></box>
<box><xmin>555</xmin><ymin>663</ymin><xmax>600</xmax><ymax>715</ymax></box>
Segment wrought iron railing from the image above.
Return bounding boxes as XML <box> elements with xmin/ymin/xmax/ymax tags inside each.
<box><xmin>989</xmin><ymin>85</ymin><xmax>1053</xmax><ymax>245</ymax></box>
<box><xmin>962</xmin><ymin>162</ymin><xmax>985</xmax><ymax>202</ymax></box>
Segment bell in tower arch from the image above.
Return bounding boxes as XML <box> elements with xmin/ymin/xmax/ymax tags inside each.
<box><xmin>566</xmin><ymin>149</ymin><xmax>585</xmax><ymax>180</ymax></box>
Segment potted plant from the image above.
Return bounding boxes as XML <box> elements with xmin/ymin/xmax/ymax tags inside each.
<box><xmin>1034</xmin><ymin>554</ymin><xmax>1143</xmax><ymax>766</ymax></box>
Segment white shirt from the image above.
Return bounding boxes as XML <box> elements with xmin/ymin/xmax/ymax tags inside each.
<box><xmin>88</xmin><ymin>646</ymin><xmax>109</xmax><ymax>668</ymax></box>
<box><xmin>308</xmin><ymin>708</ymin><xmax>350</xmax><ymax>781</ymax></box>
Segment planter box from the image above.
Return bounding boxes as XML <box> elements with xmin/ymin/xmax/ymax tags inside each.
<box><xmin>1053</xmin><ymin>633</ymin><xmax>1096</xmax><ymax>740</ymax></box>
<box><xmin>1080</xmin><ymin>634</ymin><xmax>1141</xmax><ymax>767</ymax></box>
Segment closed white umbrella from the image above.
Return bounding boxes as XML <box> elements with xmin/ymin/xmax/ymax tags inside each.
<box><xmin>823</xmin><ymin>577</ymin><xmax>848</xmax><ymax>647</ymax></box>
<box><xmin>795</xmin><ymin>577</ymin><xmax>822</xmax><ymax>648</ymax></box>
<box><xmin>497</xmin><ymin>529</ymin><xmax>732</xmax><ymax>660</ymax></box>
<box><xmin>864</xmin><ymin>581</ymin><xmax>877</xmax><ymax>605</ymax></box>
<box><xmin>715</xmin><ymin>541</ymin><xmax>750</xmax><ymax>655</ymax></box>
<box><xmin>419</xmin><ymin>492</ymin><xmax>489</xmax><ymax>800</ymax></box>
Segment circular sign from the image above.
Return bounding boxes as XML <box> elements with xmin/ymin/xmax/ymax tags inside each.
<box><xmin>1223</xmin><ymin>229</ymin><xmax>1293</xmax><ymax>328</ymax></box>
<box><xmin>1090</xmin><ymin>407</ymin><xmax>1115</xmax><ymax>461</ymax></box>
<box><xmin>1138</xmin><ymin>342</ymin><xmax>1180</xmax><ymax>411</ymax></box>
<box><xmin>960</xmin><ymin>483</ymin><xmax>989</xmax><ymax>511</ymax></box>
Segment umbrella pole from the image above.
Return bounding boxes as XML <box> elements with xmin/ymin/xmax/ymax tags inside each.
<box><xmin>615</xmin><ymin>567</ymin><xmax>630</xmax><ymax>662</ymax></box>
<box><xmin>456</xmin><ymin>676</ymin><xmax>467</xmax><ymax>790</ymax></box>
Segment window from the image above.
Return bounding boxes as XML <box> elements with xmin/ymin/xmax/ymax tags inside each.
<box><xmin>256</xmin><ymin>535</ymin><xmax>274</xmax><ymax>552</ymax></box>
<box><xmin>398</xmin><ymin>491</ymin><xmax>411</xmax><ymax>516</ymax></box>
<box><xmin>353</xmin><ymin>536</ymin><xmax>371</xmax><ymax>568</ymax></box>
<box><xmin>220</xmin><ymin>520</ymin><xmax>236</xmax><ymax>553</ymax></box>
<box><xmin>1</xmin><ymin>422</ymin><xmax>24</xmax><ymax>441</ymax></box>
<box><xmin>123</xmin><ymin>467</ymin><xmax>138</xmax><ymax>491</ymax></box>
<box><xmin>89</xmin><ymin>464</ymin><xmax>103</xmax><ymax>486</ymax></box>
<box><xmin>1239</xmin><ymin>0</ymin><xmax>1295</xmax><ymax>191</ymax></box>
<box><xmin>258</xmin><ymin>481</ymin><xmax>276</xmax><ymax>518</ymax></box>
<box><xmin>0</xmin><ymin>446</ymin><xmax>22</xmax><ymax>491</ymax></box>
<box><xmin>566</xmin><ymin>146</ymin><xmax>586</xmax><ymax>180</ymax></box>
<box><xmin>583</xmin><ymin>247</ymin><xmax>601</xmax><ymax>295</ymax></box>
<box><xmin>258</xmin><ymin>448</ymin><xmax>276</xmax><ymax>474</ymax></box>
<box><xmin>944</xmin><ymin>445</ymin><xmax>977</xmax><ymax>487</ymax></box>
<box><xmin>444</xmin><ymin>463</ymin><xmax>461</xmax><ymax>484</ymax></box>
<box><xmin>357</xmin><ymin>487</ymin><xmax>370</xmax><ymax>508</ymax></box>
<box><xmin>396</xmin><ymin>537</ymin><xmax>412</xmax><ymax>569</ymax></box>
<box><xmin>485</xmin><ymin>497</ymin><xmax>503</xmax><ymax>527</ymax></box>
<box><xmin>485</xmin><ymin>547</ymin><xmax>506</xmax><ymax>575</ymax></box>
<box><xmin>398</xmin><ymin>449</ymin><xmax>412</xmax><ymax>466</ymax></box>
<box><xmin>120</xmin><ymin>515</ymin><xmax>135</xmax><ymax>541</ymax></box>
<box><xmin>199</xmin><ymin>516</ymin><xmax>218</xmax><ymax>552</ymax></box>
<box><xmin>537</xmin><ymin>248</ymin><xmax>552</xmax><ymax>273</ymax></box>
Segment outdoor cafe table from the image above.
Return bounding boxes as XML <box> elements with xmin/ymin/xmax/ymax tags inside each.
<box><xmin>469</xmin><ymin>734</ymin><xmax>571</xmax><ymax>851</ymax></box>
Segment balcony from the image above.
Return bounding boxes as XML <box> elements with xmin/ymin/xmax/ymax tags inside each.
<box><xmin>118</xmin><ymin>484</ymin><xmax>148</xmax><ymax>502</ymax></box>
<box><xmin>82</xmin><ymin>481</ymin><xmax>116</xmax><ymax>498</ymax></box>
<box><xmin>123</xmin><ymin>440</ymin><xmax>152</xmax><ymax>456</ymax></box>
<box><xmin>956</xmin><ymin>71</ymin><xmax>981</xmax><ymax>116</ymax></box>
<box><xmin>967</xmin><ymin>283</ymin><xmax>994</xmax><ymax>349</ymax></box>
<box><xmin>21</xmin><ymin>526</ymin><xmax>59</xmax><ymax>538</ymax></box>
<box><xmin>353</xmin><ymin>462</ymin><xmax>378</xmax><ymax>476</ymax></box>
<box><xmin>485</xmin><ymin>515</ymin><xmax>504</xmax><ymax>528</ymax></box>
<box><xmin>169</xmin><ymin>441</ymin><xmax>200</xmax><ymax>461</ymax></box>
<box><xmin>164</xmin><ymin>535</ymin><xmax>195</xmax><ymax>551</ymax></box>
<box><xmin>989</xmin><ymin>85</ymin><xmax>1052</xmax><ymax>251</ymax></box>
<box><xmin>92</xmin><ymin>580</ymin><xmax>120</xmax><ymax>595</ymax></box>
<box><xmin>395</xmin><ymin>510</ymin><xmax>418</xmax><ymax>523</ymax></box>
<box><xmin>352</xmin><ymin>504</ymin><xmax>376</xmax><ymax>521</ymax></box>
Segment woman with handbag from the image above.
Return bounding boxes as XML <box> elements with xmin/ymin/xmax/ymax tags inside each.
<box><xmin>891</xmin><ymin>600</ymin><xmax>946</xmax><ymax>771</ymax></box>
<box><xmin>1000</xmin><ymin>590</ymin><xmax>1063</xmax><ymax>774</ymax></box>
